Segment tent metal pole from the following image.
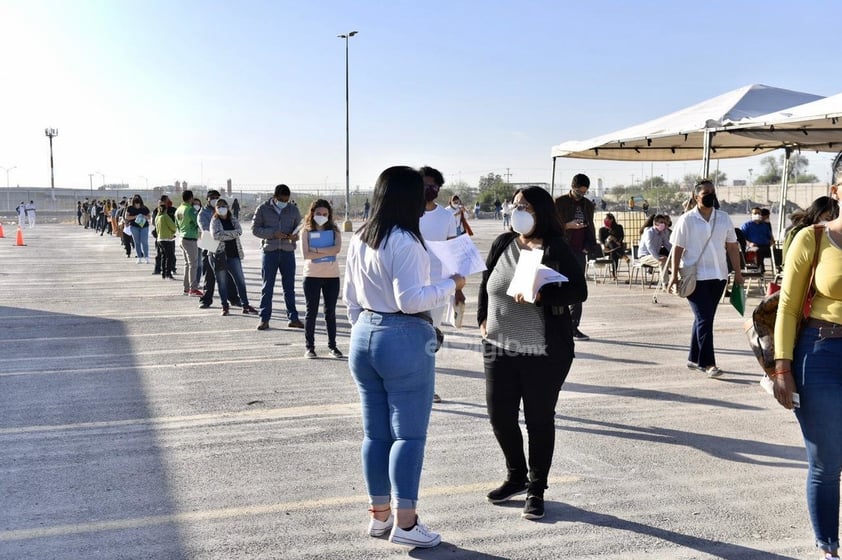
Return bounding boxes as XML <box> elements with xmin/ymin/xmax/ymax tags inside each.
<box><xmin>701</xmin><ymin>129</ymin><xmax>711</xmax><ymax>178</ymax></box>
<box><xmin>550</xmin><ymin>157</ymin><xmax>557</xmax><ymax>198</ymax></box>
<box><xmin>777</xmin><ymin>147</ymin><xmax>792</xmax><ymax>241</ymax></box>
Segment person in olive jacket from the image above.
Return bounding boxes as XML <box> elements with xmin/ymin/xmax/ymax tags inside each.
<box><xmin>478</xmin><ymin>186</ymin><xmax>588</xmax><ymax>521</ymax></box>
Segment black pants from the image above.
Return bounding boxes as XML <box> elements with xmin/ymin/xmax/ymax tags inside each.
<box><xmin>570</xmin><ymin>252</ymin><xmax>587</xmax><ymax>327</ymax></box>
<box><xmin>483</xmin><ymin>342</ymin><xmax>572</xmax><ymax>495</ymax></box>
<box><xmin>303</xmin><ymin>276</ymin><xmax>340</xmax><ymax>350</ymax></box>
<box><xmin>159</xmin><ymin>240</ymin><xmax>176</xmax><ymax>277</ymax></box>
<box><xmin>121</xmin><ymin>232</ymin><xmax>134</xmax><ymax>256</ymax></box>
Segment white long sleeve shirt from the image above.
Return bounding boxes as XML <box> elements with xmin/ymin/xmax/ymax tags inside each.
<box><xmin>343</xmin><ymin>228</ymin><xmax>455</xmax><ymax>325</ymax></box>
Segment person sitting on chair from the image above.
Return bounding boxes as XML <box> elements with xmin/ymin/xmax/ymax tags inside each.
<box><xmin>638</xmin><ymin>213</ymin><xmax>672</xmax><ymax>278</ymax></box>
<box><xmin>598</xmin><ymin>213</ymin><xmax>626</xmax><ymax>278</ymax></box>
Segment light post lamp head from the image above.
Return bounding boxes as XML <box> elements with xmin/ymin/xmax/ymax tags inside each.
<box><xmin>337</xmin><ymin>31</ymin><xmax>358</xmax><ymax>39</ymax></box>
<box><xmin>44</xmin><ymin>128</ymin><xmax>58</xmax><ymax>138</ymax></box>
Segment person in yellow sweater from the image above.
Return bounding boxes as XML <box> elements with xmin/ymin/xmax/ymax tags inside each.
<box><xmin>773</xmin><ymin>213</ymin><xmax>842</xmax><ymax>560</ymax></box>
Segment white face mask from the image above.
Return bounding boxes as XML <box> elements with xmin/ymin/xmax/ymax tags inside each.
<box><xmin>217</xmin><ymin>207</ymin><xmax>228</xmax><ymax>217</ymax></box>
<box><xmin>510</xmin><ymin>209</ymin><xmax>535</xmax><ymax>236</ymax></box>
<box><xmin>210</xmin><ymin>199</ymin><xmax>218</xmax><ymax>207</ymax></box>
<box><xmin>752</xmin><ymin>214</ymin><xmax>762</xmax><ymax>221</ymax></box>
<box><xmin>313</xmin><ymin>215</ymin><xmax>329</xmax><ymax>226</ymax></box>
<box><xmin>193</xmin><ymin>204</ymin><xmax>202</xmax><ymax>212</ymax></box>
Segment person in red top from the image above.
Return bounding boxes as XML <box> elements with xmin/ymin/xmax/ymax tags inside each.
<box><xmin>554</xmin><ymin>174</ymin><xmax>597</xmax><ymax>340</ymax></box>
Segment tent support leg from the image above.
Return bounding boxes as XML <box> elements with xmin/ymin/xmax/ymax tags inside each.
<box><xmin>777</xmin><ymin>148</ymin><xmax>792</xmax><ymax>241</ymax></box>
<box><xmin>550</xmin><ymin>157</ymin><xmax>557</xmax><ymax>198</ymax></box>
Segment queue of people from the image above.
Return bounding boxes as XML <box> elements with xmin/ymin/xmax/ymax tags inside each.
<box><xmin>82</xmin><ymin>172</ymin><xmax>842</xmax><ymax>556</ymax></box>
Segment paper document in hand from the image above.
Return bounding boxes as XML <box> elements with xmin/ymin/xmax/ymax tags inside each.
<box><xmin>505</xmin><ymin>247</ymin><xmax>568</xmax><ymax>303</ymax></box>
<box><xmin>425</xmin><ymin>235</ymin><xmax>487</xmax><ymax>277</ymax></box>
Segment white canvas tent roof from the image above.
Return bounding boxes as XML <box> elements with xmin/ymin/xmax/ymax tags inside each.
<box><xmin>550</xmin><ymin>84</ymin><xmax>824</xmax><ymax>161</ymax></box>
<box><xmin>729</xmin><ymin>92</ymin><xmax>842</xmax><ymax>152</ymax></box>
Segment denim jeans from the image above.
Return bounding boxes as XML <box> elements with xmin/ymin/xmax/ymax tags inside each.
<box><xmin>215</xmin><ymin>256</ymin><xmax>250</xmax><ymax>308</ymax></box>
<box><xmin>793</xmin><ymin>326</ymin><xmax>842</xmax><ymax>553</ymax></box>
<box><xmin>349</xmin><ymin>311</ymin><xmax>437</xmax><ymax>509</ymax></box>
<box><xmin>130</xmin><ymin>226</ymin><xmax>149</xmax><ymax>258</ymax></box>
<box><xmin>685</xmin><ymin>279</ymin><xmax>727</xmax><ymax>368</ymax></box>
<box><xmin>259</xmin><ymin>250</ymin><xmax>299</xmax><ymax>322</ymax></box>
<box><xmin>303</xmin><ymin>276</ymin><xmax>340</xmax><ymax>350</ymax></box>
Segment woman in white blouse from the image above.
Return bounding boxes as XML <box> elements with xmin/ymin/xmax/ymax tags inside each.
<box><xmin>344</xmin><ymin>166</ymin><xmax>465</xmax><ymax>549</ymax></box>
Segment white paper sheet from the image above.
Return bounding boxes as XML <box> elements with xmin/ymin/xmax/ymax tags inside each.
<box><xmin>425</xmin><ymin>235</ymin><xmax>487</xmax><ymax>277</ymax></box>
<box><xmin>505</xmin><ymin>247</ymin><xmax>568</xmax><ymax>303</ymax></box>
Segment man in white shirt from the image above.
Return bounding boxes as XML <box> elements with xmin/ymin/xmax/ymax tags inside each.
<box><xmin>668</xmin><ymin>180</ymin><xmax>743</xmax><ymax>378</ymax></box>
<box><xmin>25</xmin><ymin>200</ymin><xmax>36</xmax><ymax>228</ymax></box>
<box><xmin>419</xmin><ymin>166</ymin><xmax>460</xmax><ymax>403</ymax></box>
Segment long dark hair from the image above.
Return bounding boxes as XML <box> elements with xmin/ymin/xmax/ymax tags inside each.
<box><xmin>513</xmin><ymin>186</ymin><xmax>565</xmax><ymax>240</ymax></box>
<box><xmin>359</xmin><ymin>166</ymin><xmax>425</xmax><ymax>249</ymax></box>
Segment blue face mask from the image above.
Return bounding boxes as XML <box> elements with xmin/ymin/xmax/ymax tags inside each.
<box><xmin>276</xmin><ymin>200</ymin><xmax>288</xmax><ymax>210</ymax></box>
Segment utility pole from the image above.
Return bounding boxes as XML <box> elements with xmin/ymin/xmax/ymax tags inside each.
<box><xmin>504</xmin><ymin>168</ymin><xmax>512</xmax><ymax>184</ymax></box>
<box><xmin>45</xmin><ymin>128</ymin><xmax>58</xmax><ymax>200</ymax></box>
<box><xmin>88</xmin><ymin>173</ymin><xmax>94</xmax><ymax>196</ymax></box>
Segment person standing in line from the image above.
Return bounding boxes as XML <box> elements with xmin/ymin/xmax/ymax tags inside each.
<box><xmin>154</xmin><ymin>199</ymin><xmax>178</xmax><ymax>280</ymax></box>
<box><xmin>76</xmin><ymin>201</ymin><xmax>82</xmax><ymax>226</ymax></box>
<box><xmin>199</xmin><ymin>189</ymin><xmax>242</xmax><ymax>309</ymax></box>
<box><xmin>478</xmin><ymin>186</ymin><xmax>587</xmax><ymax>521</ymax></box>
<box><xmin>448</xmin><ymin>194</ymin><xmax>473</xmax><ymax>237</ymax></box>
<box><xmin>300</xmin><ymin>199</ymin><xmax>342</xmax><ymax>358</ymax></box>
<box><xmin>554</xmin><ymin>173</ymin><xmax>597</xmax><ymax>340</ymax></box>
<box><xmin>772</xmin><ymin>213</ymin><xmax>842</xmax><ymax>560</ymax></box>
<box><xmin>741</xmin><ymin>206</ymin><xmax>774</xmax><ymax>273</ymax></box>
<box><xmin>125</xmin><ymin>195</ymin><xmax>151</xmax><ymax>264</ymax></box>
<box><xmin>419</xmin><ymin>166</ymin><xmax>460</xmax><ymax>404</ymax></box>
<box><xmin>344</xmin><ymin>166</ymin><xmax>465</xmax><ymax>548</ymax></box>
<box><xmin>175</xmin><ymin>190</ymin><xmax>203</xmax><ymax>297</ymax></box>
<box><xmin>210</xmin><ymin>199</ymin><xmax>258</xmax><ymax>316</ymax></box>
<box><xmin>252</xmin><ymin>184</ymin><xmax>304</xmax><ymax>330</ymax></box>
<box><xmin>231</xmin><ymin>198</ymin><xmax>240</xmax><ymax>220</ymax></box>
<box><xmin>474</xmin><ymin>201</ymin><xmax>481</xmax><ymax>219</ymax></box>
<box><xmin>152</xmin><ymin>195</ymin><xmax>175</xmax><ymax>274</ymax></box>
<box><xmin>117</xmin><ymin>200</ymin><xmax>134</xmax><ymax>258</ymax></box>
<box><xmin>16</xmin><ymin>201</ymin><xmax>25</xmax><ymax>229</ymax></box>
<box><xmin>667</xmin><ymin>180</ymin><xmax>743</xmax><ymax>377</ymax></box>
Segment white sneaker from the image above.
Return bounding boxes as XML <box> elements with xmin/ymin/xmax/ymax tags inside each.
<box><xmin>389</xmin><ymin>519</ymin><xmax>441</xmax><ymax>548</ymax></box>
<box><xmin>136</xmin><ymin>258</ymin><xmax>143</xmax><ymax>264</ymax></box>
<box><xmin>368</xmin><ymin>514</ymin><xmax>393</xmax><ymax>537</ymax></box>
<box><xmin>145</xmin><ymin>257</ymin><xmax>150</xmax><ymax>264</ymax></box>
<box><xmin>706</xmin><ymin>366</ymin><xmax>724</xmax><ymax>378</ymax></box>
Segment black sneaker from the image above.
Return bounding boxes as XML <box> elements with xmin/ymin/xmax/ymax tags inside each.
<box><xmin>287</xmin><ymin>319</ymin><xmax>304</xmax><ymax>329</ymax></box>
<box><xmin>572</xmin><ymin>329</ymin><xmax>590</xmax><ymax>341</ymax></box>
<box><xmin>257</xmin><ymin>322</ymin><xmax>270</xmax><ymax>331</ymax></box>
<box><xmin>199</xmin><ymin>302</ymin><xmax>212</xmax><ymax>309</ymax></box>
<box><xmin>521</xmin><ymin>495</ymin><xmax>545</xmax><ymax>520</ymax></box>
<box><xmin>486</xmin><ymin>480</ymin><xmax>528</xmax><ymax>504</ymax></box>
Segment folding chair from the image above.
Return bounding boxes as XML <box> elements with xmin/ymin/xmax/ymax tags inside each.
<box><xmin>629</xmin><ymin>245</ymin><xmax>659</xmax><ymax>290</ymax></box>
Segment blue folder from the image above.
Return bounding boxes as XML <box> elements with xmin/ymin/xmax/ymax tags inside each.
<box><xmin>309</xmin><ymin>229</ymin><xmax>336</xmax><ymax>263</ymax></box>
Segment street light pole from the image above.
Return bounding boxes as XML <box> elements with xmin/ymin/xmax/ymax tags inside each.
<box><xmin>1</xmin><ymin>166</ymin><xmax>16</xmax><ymax>211</ymax></box>
<box><xmin>338</xmin><ymin>30</ymin><xmax>358</xmax><ymax>232</ymax></box>
<box><xmin>45</xmin><ymin>128</ymin><xmax>58</xmax><ymax>200</ymax></box>
<box><xmin>88</xmin><ymin>173</ymin><xmax>94</xmax><ymax>196</ymax></box>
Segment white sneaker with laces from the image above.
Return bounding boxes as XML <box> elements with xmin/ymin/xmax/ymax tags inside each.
<box><xmin>706</xmin><ymin>366</ymin><xmax>724</xmax><ymax>378</ymax></box>
<box><xmin>389</xmin><ymin>519</ymin><xmax>441</xmax><ymax>548</ymax></box>
<box><xmin>368</xmin><ymin>514</ymin><xmax>393</xmax><ymax>537</ymax></box>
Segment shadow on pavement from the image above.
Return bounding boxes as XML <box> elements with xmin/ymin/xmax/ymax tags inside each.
<box><xmin>0</xmin><ymin>306</ymin><xmax>187</xmax><ymax>559</ymax></box>
<box><xmin>556</xmin><ymin>414</ymin><xmax>806</xmax><ymax>467</ymax></box>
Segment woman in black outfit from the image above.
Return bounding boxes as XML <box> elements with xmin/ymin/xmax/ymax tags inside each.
<box><xmin>598</xmin><ymin>212</ymin><xmax>626</xmax><ymax>278</ymax></box>
<box><xmin>478</xmin><ymin>186</ymin><xmax>588</xmax><ymax>520</ymax></box>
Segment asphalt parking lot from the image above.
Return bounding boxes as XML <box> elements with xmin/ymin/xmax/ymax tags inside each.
<box><xmin>0</xmin><ymin>217</ymin><xmax>813</xmax><ymax>560</ymax></box>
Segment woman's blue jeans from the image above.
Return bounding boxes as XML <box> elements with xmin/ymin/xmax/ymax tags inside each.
<box><xmin>214</xmin><ymin>256</ymin><xmax>250</xmax><ymax>308</ymax></box>
<box><xmin>130</xmin><ymin>226</ymin><xmax>149</xmax><ymax>258</ymax></box>
<box><xmin>349</xmin><ymin>311</ymin><xmax>437</xmax><ymax>509</ymax></box>
<box><xmin>793</xmin><ymin>326</ymin><xmax>842</xmax><ymax>553</ymax></box>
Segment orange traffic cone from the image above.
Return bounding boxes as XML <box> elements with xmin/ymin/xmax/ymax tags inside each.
<box><xmin>0</xmin><ymin>222</ymin><xmax>5</xmax><ymax>238</ymax></box>
<box><xmin>15</xmin><ymin>226</ymin><xmax>25</xmax><ymax>246</ymax></box>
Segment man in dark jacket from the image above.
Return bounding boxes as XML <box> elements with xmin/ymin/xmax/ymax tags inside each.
<box><xmin>252</xmin><ymin>184</ymin><xmax>303</xmax><ymax>330</ymax></box>
<box><xmin>554</xmin><ymin>173</ymin><xmax>597</xmax><ymax>340</ymax></box>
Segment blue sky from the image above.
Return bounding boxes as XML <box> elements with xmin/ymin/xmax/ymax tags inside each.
<box><xmin>3</xmin><ymin>0</ymin><xmax>842</xmax><ymax>194</ymax></box>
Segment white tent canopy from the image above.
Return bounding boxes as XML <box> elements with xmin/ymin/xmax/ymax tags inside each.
<box><xmin>729</xmin><ymin>92</ymin><xmax>842</xmax><ymax>152</ymax></box>
<box><xmin>551</xmin><ymin>84</ymin><xmax>823</xmax><ymax>162</ymax></box>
